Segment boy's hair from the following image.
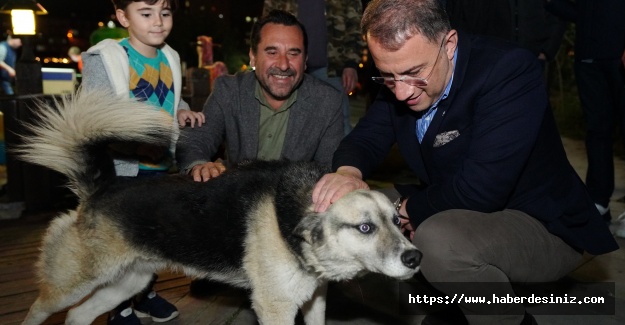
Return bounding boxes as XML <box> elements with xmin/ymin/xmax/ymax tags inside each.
<box><xmin>250</xmin><ymin>9</ymin><xmax>308</xmax><ymax>55</ymax></box>
<box><xmin>111</xmin><ymin>0</ymin><xmax>178</xmax><ymax>11</ymax></box>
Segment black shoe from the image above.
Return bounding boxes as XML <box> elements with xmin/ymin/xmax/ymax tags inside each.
<box><xmin>521</xmin><ymin>312</ymin><xmax>538</xmax><ymax>325</ymax></box>
<box><xmin>133</xmin><ymin>291</ymin><xmax>179</xmax><ymax>322</ymax></box>
<box><xmin>602</xmin><ymin>210</ymin><xmax>612</xmax><ymax>223</ymax></box>
<box><xmin>421</xmin><ymin>304</ymin><xmax>468</xmax><ymax>325</ymax></box>
<box><xmin>107</xmin><ymin>307</ymin><xmax>141</xmax><ymax>325</ymax></box>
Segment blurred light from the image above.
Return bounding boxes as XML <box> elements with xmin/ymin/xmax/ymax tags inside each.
<box><xmin>358</xmin><ymin>63</ymin><xmax>364</xmax><ymax>68</ymax></box>
<box><xmin>11</xmin><ymin>9</ymin><xmax>36</xmax><ymax>35</ymax></box>
<box><xmin>245</xmin><ymin>16</ymin><xmax>251</xmax><ymax>23</ymax></box>
<box><xmin>107</xmin><ymin>20</ymin><xmax>116</xmax><ymax>28</ymax></box>
<box><xmin>0</xmin><ymin>0</ymin><xmax>47</xmax><ymax>15</ymax></box>
<box><xmin>218</xmin><ymin>14</ymin><xmax>223</xmax><ymax>19</ymax></box>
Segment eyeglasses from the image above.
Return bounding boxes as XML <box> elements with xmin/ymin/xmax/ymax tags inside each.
<box><xmin>371</xmin><ymin>37</ymin><xmax>446</xmax><ymax>88</ymax></box>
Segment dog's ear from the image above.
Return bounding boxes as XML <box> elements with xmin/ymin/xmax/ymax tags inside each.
<box><xmin>293</xmin><ymin>212</ymin><xmax>324</xmax><ymax>245</ymax></box>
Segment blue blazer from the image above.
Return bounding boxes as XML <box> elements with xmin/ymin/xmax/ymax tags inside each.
<box><xmin>334</xmin><ymin>31</ymin><xmax>618</xmax><ymax>255</ymax></box>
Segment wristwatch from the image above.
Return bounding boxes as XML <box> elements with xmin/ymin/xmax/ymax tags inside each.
<box><xmin>394</xmin><ymin>196</ymin><xmax>407</xmax><ymax>214</ymax></box>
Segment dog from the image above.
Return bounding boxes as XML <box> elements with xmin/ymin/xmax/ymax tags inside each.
<box><xmin>17</xmin><ymin>91</ymin><xmax>421</xmax><ymax>325</ymax></box>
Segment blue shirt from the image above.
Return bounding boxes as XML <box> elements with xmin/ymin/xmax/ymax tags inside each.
<box><xmin>416</xmin><ymin>48</ymin><xmax>458</xmax><ymax>143</ymax></box>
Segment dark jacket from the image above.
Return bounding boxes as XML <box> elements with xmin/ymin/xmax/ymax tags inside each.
<box><xmin>446</xmin><ymin>0</ymin><xmax>566</xmax><ymax>61</ymax></box>
<box><xmin>176</xmin><ymin>72</ymin><xmax>344</xmax><ymax>171</ymax></box>
<box><xmin>545</xmin><ymin>0</ymin><xmax>625</xmax><ymax>60</ymax></box>
<box><xmin>333</xmin><ymin>31</ymin><xmax>618</xmax><ymax>255</ymax></box>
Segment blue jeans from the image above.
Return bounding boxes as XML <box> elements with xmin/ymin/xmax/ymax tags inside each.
<box><xmin>1</xmin><ymin>80</ymin><xmax>14</xmax><ymax>95</ymax></box>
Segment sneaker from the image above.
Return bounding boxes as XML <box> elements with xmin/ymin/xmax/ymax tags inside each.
<box><xmin>107</xmin><ymin>307</ymin><xmax>141</xmax><ymax>325</ymax></box>
<box><xmin>133</xmin><ymin>291</ymin><xmax>179</xmax><ymax>322</ymax></box>
<box><xmin>610</xmin><ymin>211</ymin><xmax>625</xmax><ymax>238</ymax></box>
<box><xmin>421</xmin><ymin>304</ymin><xmax>468</xmax><ymax>325</ymax></box>
<box><xmin>521</xmin><ymin>312</ymin><xmax>538</xmax><ymax>325</ymax></box>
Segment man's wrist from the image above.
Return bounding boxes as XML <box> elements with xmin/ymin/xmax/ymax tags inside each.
<box><xmin>394</xmin><ymin>196</ymin><xmax>409</xmax><ymax>218</ymax></box>
<box><xmin>335</xmin><ymin>166</ymin><xmax>363</xmax><ymax>180</ymax></box>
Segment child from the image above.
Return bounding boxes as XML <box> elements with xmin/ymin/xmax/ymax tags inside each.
<box><xmin>81</xmin><ymin>0</ymin><xmax>203</xmax><ymax>323</ymax></box>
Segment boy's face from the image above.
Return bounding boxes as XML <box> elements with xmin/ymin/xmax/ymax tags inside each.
<box><xmin>116</xmin><ymin>0</ymin><xmax>173</xmax><ymax>57</ymax></box>
<box><xmin>249</xmin><ymin>23</ymin><xmax>306</xmax><ymax>105</ymax></box>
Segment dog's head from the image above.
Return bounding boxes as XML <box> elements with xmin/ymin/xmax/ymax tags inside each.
<box><xmin>296</xmin><ymin>190</ymin><xmax>421</xmax><ymax>281</ymax></box>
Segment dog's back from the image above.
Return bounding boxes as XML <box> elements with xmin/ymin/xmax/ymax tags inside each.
<box><xmin>82</xmin><ymin>160</ymin><xmax>327</xmax><ymax>280</ymax></box>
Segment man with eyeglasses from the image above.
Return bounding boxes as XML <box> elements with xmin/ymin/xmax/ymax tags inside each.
<box><xmin>312</xmin><ymin>0</ymin><xmax>618</xmax><ymax>324</ymax></box>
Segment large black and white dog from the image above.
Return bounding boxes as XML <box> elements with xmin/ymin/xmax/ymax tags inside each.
<box><xmin>18</xmin><ymin>91</ymin><xmax>421</xmax><ymax>325</ymax></box>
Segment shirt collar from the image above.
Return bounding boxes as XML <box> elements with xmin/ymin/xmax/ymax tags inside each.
<box><xmin>428</xmin><ymin>46</ymin><xmax>458</xmax><ymax>111</ymax></box>
<box><xmin>254</xmin><ymin>80</ymin><xmax>298</xmax><ymax>112</ymax></box>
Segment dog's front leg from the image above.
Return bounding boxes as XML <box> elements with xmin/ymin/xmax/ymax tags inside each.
<box><xmin>251</xmin><ymin>296</ymin><xmax>299</xmax><ymax>325</ymax></box>
<box><xmin>301</xmin><ymin>281</ymin><xmax>327</xmax><ymax>325</ymax></box>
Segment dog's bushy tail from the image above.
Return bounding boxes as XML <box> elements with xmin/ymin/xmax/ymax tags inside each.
<box><xmin>14</xmin><ymin>90</ymin><xmax>174</xmax><ymax>200</ymax></box>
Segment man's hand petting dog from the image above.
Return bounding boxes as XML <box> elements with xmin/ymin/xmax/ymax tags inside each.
<box><xmin>312</xmin><ymin>166</ymin><xmax>370</xmax><ymax>212</ymax></box>
<box><xmin>191</xmin><ymin>161</ymin><xmax>227</xmax><ymax>182</ymax></box>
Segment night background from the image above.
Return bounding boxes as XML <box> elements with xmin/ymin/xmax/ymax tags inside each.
<box><xmin>0</xmin><ymin>0</ymin><xmax>267</xmax><ymax>73</ymax></box>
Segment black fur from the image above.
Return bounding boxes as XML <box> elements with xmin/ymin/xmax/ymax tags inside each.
<box><xmin>85</xmin><ymin>160</ymin><xmax>328</xmax><ymax>274</ymax></box>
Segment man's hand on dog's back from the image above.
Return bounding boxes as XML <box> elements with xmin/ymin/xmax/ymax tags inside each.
<box><xmin>190</xmin><ymin>161</ymin><xmax>227</xmax><ymax>182</ymax></box>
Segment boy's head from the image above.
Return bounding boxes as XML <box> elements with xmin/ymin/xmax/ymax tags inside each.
<box><xmin>114</xmin><ymin>0</ymin><xmax>175</xmax><ymax>56</ymax></box>
<box><xmin>6</xmin><ymin>35</ymin><xmax>22</xmax><ymax>49</ymax></box>
<box><xmin>112</xmin><ymin>0</ymin><xmax>178</xmax><ymax>11</ymax></box>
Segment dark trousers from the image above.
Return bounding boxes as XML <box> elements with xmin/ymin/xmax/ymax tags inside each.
<box><xmin>574</xmin><ymin>59</ymin><xmax>625</xmax><ymax>207</ymax></box>
<box><xmin>377</xmin><ymin>188</ymin><xmax>582</xmax><ymax>323</ymax></box>
<box><xmin>414</xmin><ymin>209</ymin><xmax>583</xmax><ymax>325</ymax></box>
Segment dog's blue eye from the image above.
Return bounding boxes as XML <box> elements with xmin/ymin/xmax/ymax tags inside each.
<box><xmin>392</xmin><ymin>215</ymin><xmax>401</xmax><ymax>226</ymax></box>
<box><xmin>358</xmin><ymin>223</ymin><xmax>373</xmax><ymax>234</ymax></box>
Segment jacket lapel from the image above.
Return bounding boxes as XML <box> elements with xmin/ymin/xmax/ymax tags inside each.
<box><xmin>283</xmin><ymin>77</ymin><xmax>313</xmax><ymax>156</ymax></box>
<box><xmin>393</xmin><ymin>103</ymin><xmax>430</xmax><ymax>184</ymax></box>
<box><xmin>239</xmin><ymin>73</ymin><xmax>261</xmax><ymax>158</ymax></box>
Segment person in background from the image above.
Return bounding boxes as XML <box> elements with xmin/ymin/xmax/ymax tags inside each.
<box><xmin>81</xmin><ymin>0</ymin><xmax>204</xmax><ymax>324</ymax></box>
<box><xmin>445</xmin><ymin>0</ymin><xmax>567</xmax><ymax>71</ymax></box>
<box><xmin>0</xmin><ymin>35</ymin><xmax>22</xmax><ymax>96</ymax></box>
<box><xmin>263</xmin><ymin>0</ymin><xmax>365</xmax><ymax>136</ymax></box>
<box><xmin>546</xmin><ymin>0</ymin><xmax>625</xmax><ymax>225</ymax></box>
<box><xmin>67</xmin><ymin>46</ymin><xmax>83</xmax><ymax>73</ymax></box>
<box><xmin>312</xmin><ymin>0</ymin><xmax>618</xmax><ymax>323</ymax></box>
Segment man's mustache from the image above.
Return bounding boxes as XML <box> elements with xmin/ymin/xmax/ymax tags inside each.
<box><xmin>267</xmin><ymin>67</ymin><xmax>296</xmax><ymax>77</ymax></box>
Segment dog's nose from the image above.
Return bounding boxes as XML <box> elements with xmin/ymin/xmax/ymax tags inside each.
<box><xmin>401</xmin><ymin>249</ymin><xmax>422</xmax><ymax>269</ymax></box>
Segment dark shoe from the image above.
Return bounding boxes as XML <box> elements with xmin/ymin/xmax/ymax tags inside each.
<box><xmin>133</xmin><ymin>291</ymin><xmax>179</xmax><ymax>322</ymax></box>
<box><xmin>421</xmin><ymin>304</ymin><xmax>468</xmax><ymax>325</ymax></box>
<box><xmin>521</xmin><ymin>312</ymin><xmax>538</xmax><ymax>325</ymax></box>
<box><xmin>107</xmin><ymin>307</ymin><xmax>141</xmax><ymax>325</ymax></box>
<box><xmin>602</xmin><ymin>210</ymin><xmax>612</xmax><ymax>223</ymax></box>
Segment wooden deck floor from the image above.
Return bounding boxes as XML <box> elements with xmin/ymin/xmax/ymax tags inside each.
<box><xmin>0</xmin><ymin>209</ymin><xmax>213</xmax><ymax>325</ymax></box>
<box><xmin>0</xmin><ymin>208</ymin><xmax>408</xmax><ymax>325</ymax></box>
